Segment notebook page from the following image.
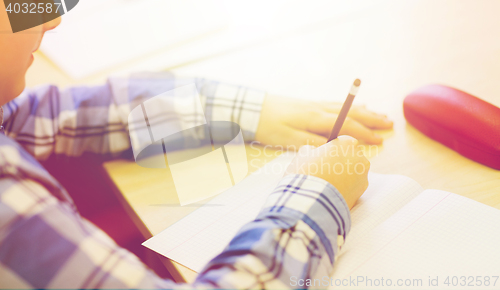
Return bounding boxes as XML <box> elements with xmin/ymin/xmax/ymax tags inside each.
<box><xmin>142</xmin><ymin>152</ymin><xmax>296</xmax><ymax>272</ymax></box>
<box><xmin>330</xmin><ymin>189</ymin><xmax>500</xmax><ymax>289</ymax></box>
<box><xmin>347</xmin><ymin>173</ymin><xmax>424</xmax><ymax>243</ymax></box>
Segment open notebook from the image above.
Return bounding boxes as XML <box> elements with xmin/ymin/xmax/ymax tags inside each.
<box><xmin>143</xmin><ymin>153</ymin><xmax>500</xmax><ymax>288</ymax></box>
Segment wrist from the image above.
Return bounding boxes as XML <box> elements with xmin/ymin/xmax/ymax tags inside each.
<box><xmin>270</xmin><ymin>173</ymin><xmax>351</xmax><ymax>232</ymax></box>
<box><xmin>259</xmin><ymin>173</ymin><xmax>352</xmax><ymax>262</ymax></box>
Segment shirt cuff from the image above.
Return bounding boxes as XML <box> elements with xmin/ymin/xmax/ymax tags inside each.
<box><xmin>257</xmin><ymin>174</ymin><xmax>351</xmax><ymax>263</ymax></box>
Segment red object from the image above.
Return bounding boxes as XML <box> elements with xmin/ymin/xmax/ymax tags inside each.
<box><xmin>403</xmin><ymin>84</ymin><xmax>500</xmax><ymax>170</ymax></box>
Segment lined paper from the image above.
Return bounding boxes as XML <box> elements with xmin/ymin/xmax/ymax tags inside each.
<box><xmin>330</xmin><ymin>189</ymin><xmax>500</xmax><ymax>289</ymax></box>
<box><xmin>346</xmin><ymin>173</ymin><xmax>424</xmax><ymax>243</ymax></box>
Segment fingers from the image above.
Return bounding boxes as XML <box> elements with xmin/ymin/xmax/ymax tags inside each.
<box><xmin>340</xmin><ymin>117</ymin><xmax>383</xmax><ymax>144</ymax></box>
<box><xmin>319</xmin><ymin>102</ymin><xmax>343</xmax><ymax>113</ymax></box>
<box><xmin>302</xmin><ymin>110</ymin><xmax>337</xmax><ymax>136</ymax></box>
<box><xmin>348</xmin><ymin>107</ymin><xmax>393</xmax><ymax>129</ymax></box>
<box><xmin>324</xmin><ymin>135</ymin><xmax>361</xmax><ymax>157</ymax></box>
<box><xmin>321</xmin><ymin>102</ymin><xmax>393</xmax><ymax>129</ymax></box>
<box><xmin>298</xmin><ymin>110</ymin><xmax>383</xmax><ymax>144</ymax></box>
<box><xmin>328</xmin><ymin>135</ymin><xmax>370</xmax><ymax>180</ymax></box>
<box><xmin>331</xmin><ymin>135</ymin><xmax>359</xmax><ymax>145</ymax></box>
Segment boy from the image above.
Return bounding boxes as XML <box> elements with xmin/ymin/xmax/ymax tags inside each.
<box><xmin>0</xmin><ymin>4</ymin><xmax>392</xmax><ymax>288</ymax></box>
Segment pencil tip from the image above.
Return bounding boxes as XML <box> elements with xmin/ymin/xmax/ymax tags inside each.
<box><xmin>354</xmin><ymin>79</ymin><xmax>361</xmax><ymax>86</ymax></box>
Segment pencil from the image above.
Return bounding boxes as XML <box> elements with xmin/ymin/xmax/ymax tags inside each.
<box><xmin>327</xmin><ymin>79</ymin><xmax>361</xmax><ymax>142</ymax></box>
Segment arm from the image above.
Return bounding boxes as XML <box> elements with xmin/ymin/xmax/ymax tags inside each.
<box><xmin>3</xmin><ymin>72</ymin><xmax>392</xmax><ymax>162</ymax></box>
<box><xmin>2</xmin><ymin>72</ymin><xmax>265</xmax><ymax>161</ymax></box>
<box><xmin>0</xmin><ymin>147</ymin><xmax>349</xmax><ymax>289</ymax></box>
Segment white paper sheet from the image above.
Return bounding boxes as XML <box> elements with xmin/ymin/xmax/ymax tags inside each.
<box><xmin>142</xmin><ymin>152</ymin><xmax>296</xmax><ymax>271</ymax></box>
<box><xmin>330</xmin><ymin>189</ymin><xmax>500</xmax><ymax>289</ymax></box>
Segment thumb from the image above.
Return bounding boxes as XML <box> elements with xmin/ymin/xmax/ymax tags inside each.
<box><xmin>298</xmin><ymin>145</ymin><xmax>315</xmax><ymax>155</ymax></box>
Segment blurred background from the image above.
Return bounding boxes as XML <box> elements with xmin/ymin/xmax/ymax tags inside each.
<box><xmin>27</xmin><ymin>0</ymin><xmax>500</xmax><ymax>111</ymax></box>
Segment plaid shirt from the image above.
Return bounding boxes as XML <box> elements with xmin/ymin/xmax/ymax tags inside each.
<box><xmin>0</xmin><ymin>72</ymin><xmax>351</xmax><ymax>289</ymax></box>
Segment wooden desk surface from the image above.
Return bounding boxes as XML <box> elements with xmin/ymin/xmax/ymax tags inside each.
<box><xmin>26</xmin><ymin>0</ymin><xmax>500</xmax><ymax>284</ymax></box>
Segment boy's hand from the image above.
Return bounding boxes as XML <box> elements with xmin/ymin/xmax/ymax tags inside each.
<box><xmin>285</xmin><ymin>136</ymin><xmax>369</xmax><ymax>209</ymax></box>
<box><xmin>255</xmin><ymin>95</ymin><xmax>393</xmax><ymax>148</ymax></box>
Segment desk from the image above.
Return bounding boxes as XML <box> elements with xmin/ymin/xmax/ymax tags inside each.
<box><xmin>27</xmin><ymin>0</ymin><xmax>500</xmax><ymax>284</ymax></box>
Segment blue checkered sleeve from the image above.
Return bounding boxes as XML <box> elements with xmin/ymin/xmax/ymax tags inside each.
<box><xmin>0</xmin><ymin>145</ymin><xmax>350</xmax><ymax>289</ymax></box>
<box><xmin>2</xmin><ymin>72</ymin><xmax>265</xmax><ymax>161</ymax></box>
<box><xmin>195</xmin><ymin>174</ymin><xmax>351</xmax><ymax>288</ymax></box>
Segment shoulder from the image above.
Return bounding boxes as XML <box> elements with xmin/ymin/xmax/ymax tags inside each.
<box><xmin>0</xmin><ymin>134</ymin><xmax>33</xmax><ymax>175</ymax></box>
<box><xmin>0</xmin><ymin>134</ymin><xmax>74</xmax><ymax>205</ymax></box>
